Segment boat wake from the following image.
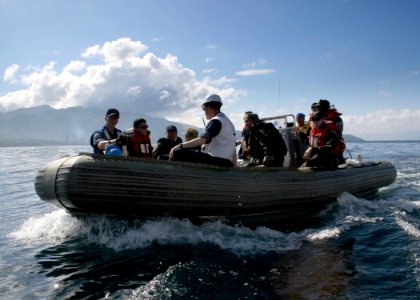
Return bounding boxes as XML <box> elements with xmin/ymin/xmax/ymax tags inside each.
<box><xmin>9</xmin><ymin>191</ymin><xmax>419</xmax><ymax>256</ymax></box>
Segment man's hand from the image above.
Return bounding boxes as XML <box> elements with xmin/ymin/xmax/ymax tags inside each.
<box><xmin>115</xmin><ymin>136</ymin><xmax>128</xmax><ymax>146</ymax></box>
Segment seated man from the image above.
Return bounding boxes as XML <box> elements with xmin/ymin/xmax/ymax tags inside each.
<box><xmin>302</xmin><ymin>112</ymin><xmax>340</xmax><ymax>170</ymax></box>
<box><xmin>169</xmin><ymin>94</ymin><xmax>236</xmax><ymax>168</ymax></box>
<box><xmin>246</xmin><ymin>113</ymin><xmax>288</xmax><ymax>167</ymax></box>
<box><xmin>153</xmin><ymin>125</ymin><xmax>182</xmax><ymax>160</ymax></box>
<box><xmin>237</xmin><ymin>111</ymin><xmax>253</xmax><ymax>160</ymax></box>
<box><xmin>312</xmin><ymin>99</ymin><xmax>346</xmax><ymax>164</ymax></box>
<box><xmin>122</xmin><ymin>118</ymin><xmax>153</xmax><ymax>158</ymax></box>
<box><xmin>294</xmin><ymin>112</ymin><xmax>311</xmax><ymax>166</ymax></box>
<box><xmin>184</xmin><ymin>128</ymin><xmax>202</xmax><ymax>151</ymax></box>
<box><xmin>90</xmin><ymin>108</ymin><xmax>122</xmax><ymax>154</ymax></box>
<box><xmin>184</xmin><ymin>127</ymin><xmax>199</xmax><ymax>141</ymax></box>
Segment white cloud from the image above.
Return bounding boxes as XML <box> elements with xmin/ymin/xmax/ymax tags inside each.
<box><xmin>152</xmin><ymin>36</ymin><xmax>163</xmax><ymax>42</ymax></box>
<box><xmin>205</xmin><ymin>57</ymin><xmax>214</xmax><ymax>63</ymax></box>
<box><xmin>236</xmin><ymin>69</ymin><xmax>275</xmax><ymax>76</ymax></box>
<box><xmin>243</xmin><ymin>62</ymin><xmax>256</xmax><ymax>68</ymax></box>
<box><xmin>0</xmin><ymin>37</ymin><xmax>246</xmax><ymax>127</ymax></box>
<box><xmin>63</xmin><ymin>60</ymin><xmax>86</xmax><ymax>73</ymax></box>
<box><xmin>242</xmin><ymin>58</ymin><xmax>267</xmax><ymax>68</ymax></box>
<box><xmin>378</xmin><ymin>90</ymin><xmax>392</xmax><ymax>97</ymax></box>
<box><xmin>82</xmin><ymin>38</ymin><xmax>148</xmax><ymax>63</ymax></box>
<box><xmin>343</xmin><ymin>109</ymin><xmax>420</xmax><ymax>140</ymax></box>
<box><xmin>3</xmin><ymin>64</ymin><xmax>20</xmax><ymax>83</ymax></box>
<box><xmin>202</xmin><ymin>68</ymin><xmax>218</xmax><ymax>75</ymax></box>
<box><xmin>410</xmin><ymin>70</ymin><xmax>420</xmax><ymax>77</ymax></box>
<box><xmin>257</xmin><ymin>58</ymin><xmax>267</xmax><ymax>65</ymax></box>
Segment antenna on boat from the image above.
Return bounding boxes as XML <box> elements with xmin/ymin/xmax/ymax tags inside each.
<box><xmin>278</xmin><ymin>79</ymin><xmax>281</xmax><ymax>113</ymax></box>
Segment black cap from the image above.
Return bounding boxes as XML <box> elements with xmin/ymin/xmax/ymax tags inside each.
<box><xmin>166</xmin><ymin>125</ymin><xmax>177</xmax><ymax>132</ymax></box>
<box><xmin>106</xmin><ymin>108</ymin><xmax>120</xmax><ymax>118</ymax></box>
<box><xmin>245</xmin><ymin>113</ymin><xmax>259</xmax><ymax>121</ymax></box>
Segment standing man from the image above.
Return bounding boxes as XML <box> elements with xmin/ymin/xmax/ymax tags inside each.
<box><xmin>90</xmin><ymin>108</ymin><xmax>122</xmax><ymax>154</ymax></box>
<box><xmin>169</xmin><ymin>94</ymin><xmax>236</xmax><ymax>167</ymax></box>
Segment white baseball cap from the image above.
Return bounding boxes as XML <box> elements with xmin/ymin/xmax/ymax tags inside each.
<box><xmin>203</xmin><ymin>94</ymin><xmax>222</xmax><ymax>105</ymax></box>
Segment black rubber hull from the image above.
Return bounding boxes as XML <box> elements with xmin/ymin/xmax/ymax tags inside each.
<box><xmin>35</xmin><ymin>154</ymin><xmax>397</xmax><ymax>225</ymax></box>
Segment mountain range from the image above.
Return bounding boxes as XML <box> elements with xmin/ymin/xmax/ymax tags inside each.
<box><xmin>0</xmin><ymin>105</ymin><xmax>365</xmax><ymax>147</ymax></box>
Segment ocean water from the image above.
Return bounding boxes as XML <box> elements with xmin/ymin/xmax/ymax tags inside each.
<box><xmin>1</xmin><ymin>142</ymin><xmax>419</xmax><ymax>299</ymax></box>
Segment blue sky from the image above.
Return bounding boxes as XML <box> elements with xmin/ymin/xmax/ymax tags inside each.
<box><xmin>1</xmin><ymin>0</ymin><xmax>419</xmax><ymax>140</ymax></box>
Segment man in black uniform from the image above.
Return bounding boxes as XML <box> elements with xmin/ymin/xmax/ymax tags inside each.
<box><xmin>152</xmin><ymin>125</ymin><xmax>182</xmax><ymax>160</ymax></box>
<box><xmin>246</xmin><ymin>113</ymin><xmax>288</xmax><ymax>167</ymax></box>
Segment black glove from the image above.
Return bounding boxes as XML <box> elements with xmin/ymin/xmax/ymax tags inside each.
<box><xmin>263</xmin><ymin>156</ymin><xmax>279</xmax><ymax>167</ymax></box>
<box><xmin>115</xmin><ymin>135</ymin><xmax>128</xmax><ymax>146</ymax></box>
<box><xmin>319</xmin><ymin>145</ymin><xmax>331</xmax><ymax>153</ymax></box>
<box><xmin>251</xmin><ymin>158</ymin><xmax>261</xmax><ymax>165</ymax></box>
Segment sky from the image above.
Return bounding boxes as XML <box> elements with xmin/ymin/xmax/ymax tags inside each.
<box><xmin>1</xmin><ymin>0</ymin><xmax>419</xmax><ymax>141</ymax></box>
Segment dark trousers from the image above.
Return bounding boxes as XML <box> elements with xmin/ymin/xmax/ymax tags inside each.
<box><xmin>172</xmin><ymin>148</ymin><xmax>234</xmax><ymax>167</ymax></box>
<box><xmin>303</xmin><ymin>151</ymin><xmax>339</xmax><ymax>170</ymax></box>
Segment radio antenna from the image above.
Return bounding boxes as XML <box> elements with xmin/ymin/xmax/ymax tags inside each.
<box><xmin>278</xmin><ymin>79</ymin><xmax>281</xmax><ymax>113</ymax></box>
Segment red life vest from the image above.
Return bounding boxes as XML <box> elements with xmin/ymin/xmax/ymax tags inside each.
<box><xmin>325</xmin><ymin>108</ymin><xmax>341</xmax><ymax>121</ymax></box>
<box><xmin>324</xmin><ymin>108</ymin><xmax>346</xmax><ymax>154</ymax></box>
<box><xmin>131</xmin><ymin>133</ymin><xmax>153</xmax><ymax>157</ymax></box>
<box><xmin>310</xmin><ymin>121</ymin><xmax>340</xmax><ymax>154</ymax></box>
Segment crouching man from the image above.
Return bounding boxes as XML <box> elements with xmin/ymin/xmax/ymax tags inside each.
<box><xmin>302</xmin><ymin>112</ymin><xmax>340</xmax><ymax>170</ymax></box>
<box><xmin>246</xmin><ymin>113</ymin><xmax>288</xmax><ymax>167</ymax></box>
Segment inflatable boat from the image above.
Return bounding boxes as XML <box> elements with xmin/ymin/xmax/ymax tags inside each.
<box><xmin>34</xmin><ymin>153</ymin><xmax>396</xmax><ymax>226</ymax></box>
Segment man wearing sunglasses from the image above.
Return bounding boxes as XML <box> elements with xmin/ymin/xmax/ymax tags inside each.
<box><xmin>126</xmin><ymin>118</ymin><xmax>154</xmax><ymax>157</ymax></box>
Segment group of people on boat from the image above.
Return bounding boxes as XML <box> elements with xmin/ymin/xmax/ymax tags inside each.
<box><xmin>90</xmin><ymin>94</ymin><xmax>346</xmax><ymax>170</ymax></box>
<box><xmin>293</xmin><ymin>100</ymin><xmax>346</xmax><ymax>170</ymax></box>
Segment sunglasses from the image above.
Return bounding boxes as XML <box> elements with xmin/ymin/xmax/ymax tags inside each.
<box><xmin>136</xmin><ymin>125</ymin><xmax>148</xmax><ymax>129</ymax></box>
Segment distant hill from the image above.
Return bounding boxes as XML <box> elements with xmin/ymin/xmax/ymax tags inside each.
<box><xmin>0</xmin><ymin>105</ymin><xmax>366</xmax><ymax>146</ymax></box>
<box><xmin>343</xmin><ymin>134</ymin><xmax>366</xmax><ymax>143</ymax></box>
<box><xmin>0</xmin><ymin>105</ymin><xmax>199</xmax><ymax>147</ymax></box>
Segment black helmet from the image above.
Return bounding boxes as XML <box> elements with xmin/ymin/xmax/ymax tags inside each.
<box><xmin>318</xmin><ymin>99</ymin><xmax>331</xmax><ymax>111</ymax></box>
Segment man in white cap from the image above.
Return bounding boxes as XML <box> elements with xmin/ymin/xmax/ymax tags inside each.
<box><xmin>169</xmin><ymin>94</ymin><xmax>236</xmax><ymax>167</ymax></box>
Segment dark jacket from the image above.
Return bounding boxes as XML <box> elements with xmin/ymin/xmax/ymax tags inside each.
<box><xmin>238</xmin><ymin>127</ymin><xmax>251</xmax><ymax>159</ymax></box>
<box><xmin>90</xmin><ymin>126</ymin><xmax>122</xmax><ymax>154</ymax></box>
<box><xmin>153</xmin><ymin>137</ymin><xmax>182</xmax><ymax>159</ymax></box>
<box><xmin>248</xmin><ymin>121</ymin><xmax>288</xmax><ymax>167</ymax></box>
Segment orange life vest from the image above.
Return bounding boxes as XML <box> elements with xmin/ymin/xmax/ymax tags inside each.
<box><xmin>131</xmin><ymin>133</ymin><xmax>153</xmax><ymax>157</ymax></box>
<box><xmin>325</xmin><ymin>108</ymin><xmax>341</xmax><ymax>121</ymax></box>
<box><xmin>324</xmin><ymin>108</ymin><xmax>346</xmax><ymax>154</ymax></box>
<box><xmin>310</xmin><ymin>121</ymin><xmax>340</xmax><ymax>155</ymax></box>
